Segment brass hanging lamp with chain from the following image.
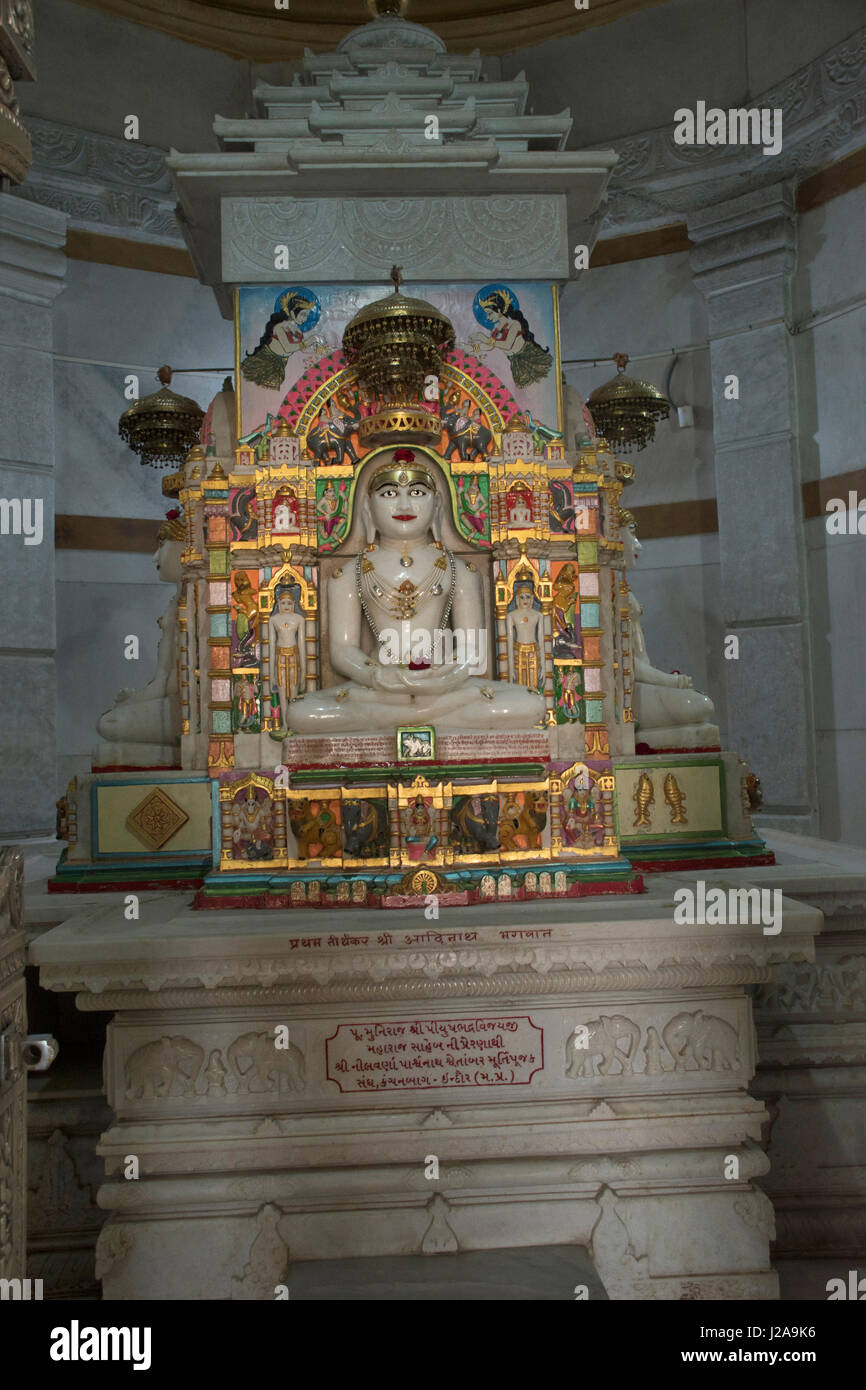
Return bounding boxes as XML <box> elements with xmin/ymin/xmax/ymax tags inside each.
<box><xmin>118</xmin><ymin>366</ymin><xmax>205</xmax><ymax>468</ymax></box>
<box><xmin>587</xmin><ymin>353</ymin><xmax>671</xmax><ymax>452</ymax></box>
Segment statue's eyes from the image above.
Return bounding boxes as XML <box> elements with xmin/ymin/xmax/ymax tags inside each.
<box><xmin>409</xmin><ymin>486</ymin><xmax>429</xmax><ymax>498</ymax></box>
<box><xmin>377</xmin><ymin>487</ymin><xmax>397</xmax><ymax>497</ymax></box>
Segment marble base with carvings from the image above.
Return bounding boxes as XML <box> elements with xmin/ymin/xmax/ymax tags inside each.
<box><xmin>31</xmin><ymin>888</ymin><xmax>821</xmax><ymax>1300</ymax></box>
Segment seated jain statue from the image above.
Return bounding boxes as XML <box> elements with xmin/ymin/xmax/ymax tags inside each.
<box><xmin>93</xmin><ymin>519</ymin><xmax>183</xmax><ymax>767</ymax></box>
<box><xmin>286</xmin><ymin>454</ymin><xmax>546</xmax><ymax>736</ymax></box>
<box><xmin>622</xmin><ymin>511</ymin><xmax>720</xmax><ymax>750</ymax></box>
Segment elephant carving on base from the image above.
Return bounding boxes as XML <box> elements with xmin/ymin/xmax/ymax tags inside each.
<box><xmin>662</xmin><ymin>1011</ymin><xmax>740</xmax><ymax>1072</ymax></box>
<box><xmin>450</xmin><ymin>793</ymin><xmax>500</xmax><ymax>853</ymax></box>
<box><xmin>228</xmin><ymin>1031</ymin><xmax>306</xmax><ymax>1094</ymax></box>
<box><xmin>565</xmin><ymin>1015</ymin><xmax>641</xmax><ymax>1078</ymax></box>
<box><xmin>124</xmin><ymin>1035</ymin><xmax>205</xmax><ymax>1101</ymax></box>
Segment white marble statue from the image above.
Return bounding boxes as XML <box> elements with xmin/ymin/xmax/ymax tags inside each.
<box><xmin>93</xmin><ymin>533</ymin><xmax>183</xmax><ymax>767</ymax></box>
<box><xmin>506</xmin><ymin>584</ymin><xmax>543</xmax><ymax>691</ymax></box>
<box><xmin>268</xmin><ymin>589</ymin><xmax>306</xmax><ymax>731</ymax></box>
<box><xmin>622</xmin><ymin>517</ymin><xmax>720</xmax><ymax>749</ymax></box>
<box><xmin>285</xmin><ymin>453</ymin><xmax>547</xmax><ymax>736</ymax></box>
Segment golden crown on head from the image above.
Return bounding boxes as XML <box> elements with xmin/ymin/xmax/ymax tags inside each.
<box><xmin>280</xmin><ymin>291</ymin><xmax>314</xmax><ymax>317</ymax></box>
<box><xmin>157</xmin><ymin>508</ymin><xmax>186</xmax><ymax>542</ymax></box>
<box><xmin>368</xmin><ymin>451</ymin><xmax>436</xmax><ymax>493</ymax></box>
<box><xmin>479</xmin><ymin>288</ymin><xmax>515</xmax><ymax>315</ymax></box>
<box><xmin>343</xmin><ymin>267</ymin><xmax>455</xmax><ymax>447</ymax></box>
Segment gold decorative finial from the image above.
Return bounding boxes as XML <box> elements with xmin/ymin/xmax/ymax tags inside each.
<box><xmin>390</xmin><ymin>264</ymin><xmax>403</xmax><ymax>292</ymax></box>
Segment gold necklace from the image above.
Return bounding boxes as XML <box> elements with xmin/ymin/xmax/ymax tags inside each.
<box><xmin>356</xmin><ymin>547</ymin><xmax>454</xmax><ymax>632</ymax></box>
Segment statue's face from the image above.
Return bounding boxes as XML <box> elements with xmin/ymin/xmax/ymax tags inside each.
<box><xmin>277</xmin><ymin>593</ymin><xmax>295</xmax><ymax>613</ymax></box>
<box><xmin>370</xmin><ymin>481</ymin><xmax>436</xmax><ymax>540</ymax></box>
<box><xmin>154</xmin><ymin>539</ymin><xmax>183</xmax><ymax>584</ymax></box>
<box><xmin>515</xmin><ymin>589</ymin><xmax>533</xmax><ymax>609</ymax></box>
<box><xmin>624</xmin><ymin>526</ymin><xmax>641</xmax><ymax>568</ymax></box>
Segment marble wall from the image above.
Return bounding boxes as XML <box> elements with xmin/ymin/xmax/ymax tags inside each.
<box><xmin>503</xmin><ymin>0</ymin><xmax>866</xmax><ymax>146</ymax></box>
<box><xmin>796</xmin><ymin>185</ymin><xmax>866</xmax><ymax>844</ymax></box>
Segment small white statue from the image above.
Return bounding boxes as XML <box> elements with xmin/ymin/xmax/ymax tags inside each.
<box><xmin>268</xmin><ymin>588</ymin><xmax>306</xmax><ymax>732</ymax></box>
<box><xmin>506</xmin><ymin>582</ymin><xmax>543</xmax><ymax>691</ymax></box>
<box><xmin>622</xmin><ymin>513</ymin><xmax>720</xmax><ymax>749</ymax></box>
<box><xmin>285</xmin><ymin>451</ymin><xmax>546</xmax><ymax>736</ymax></box>
<box><xmin>93</xmin><ymin>522</ymin><xmax>184</xmax><ymax>768</ymax></box>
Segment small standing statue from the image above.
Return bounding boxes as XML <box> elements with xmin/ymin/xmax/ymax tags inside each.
<box><xmin>268</xmin><ymin>588</ymin><xmax>306</xmax><ymax>736</ymax></box>
<box><xmin>507</xmin><ymin>580</ymin><xmax>543</xmax><ymax>692</ymax></box>
<box><xmin>93</xmin><ymin>510</ymin><xmax>184</xmax><ymax>768</ymax></box>
<box><xmin>621</xmin><ymin>509</ymin><xmax>720</xmax><ymax>750</ymax></box>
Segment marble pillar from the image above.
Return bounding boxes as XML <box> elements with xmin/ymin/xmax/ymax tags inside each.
<box><xmin>689</xmin><ymin>185</ymin><xmax>818</xmax><ymax>836</ymax></box>
<box><xmin>0</xmin><ymin>194</ymin><xmax>67</xmax><ymax>835</ymax></box>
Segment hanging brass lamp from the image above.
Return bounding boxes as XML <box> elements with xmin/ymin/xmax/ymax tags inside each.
<box><xmin>342</xmin><ymin>266</ymin><xmax>455</xmax><ymax>445</ymax></box>
<box><xmin>587</xmin><ymin>353</ymin><xmax>671</xmax><ymax>452</ymax></box>
<box><xmin>118</xmin><ymin>366</ymin><xmax>205</xmax><ymax>468</ymax></box>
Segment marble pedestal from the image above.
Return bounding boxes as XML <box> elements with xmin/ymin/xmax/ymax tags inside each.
<box><xmin>31</xmin><ymin>890</ymin><xmax>820</xmax><ymax>1300</ymax></box>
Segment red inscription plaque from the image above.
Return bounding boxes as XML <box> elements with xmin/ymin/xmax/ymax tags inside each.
<box><xmin>325</xmin><ymin>1016</ymin><xmax>544</xmax><ymax>1092</ymax></box>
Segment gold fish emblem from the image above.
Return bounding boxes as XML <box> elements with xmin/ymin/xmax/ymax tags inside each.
<box><xmin>633</xmin><ymin>772</ymin><xmax>655</xmax><ymax>828</ymax></box>
<box><xmin>663</xmin><ymin>772</ymin><xmax>688</xmax><ymax>824</ymax></box>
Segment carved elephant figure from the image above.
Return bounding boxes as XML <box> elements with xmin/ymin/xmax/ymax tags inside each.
<box><xmin>342</xmin><ymin>798</ymin><xmax>389</xmax><ymax>857</ymax></box>
<box><xmin>565</xmin><ymin>1015</ymin><xmax>640</xmax><ymax>1078</ymax></box>
<box><xmin>306</xmin><ymin>408</ymin><xmax>361</xmax><ymax>466</ymax></box>
<box><xmin>662</xmin><ymin>1011</ymin><xmax>740</xmax><ymax>1072</ymax></box>
<box><xmin>124</xmin><ymin>1035</ymin><xmax>205</xmax><ymax>1101</ymax></box>
<box><xmin>228</xmin><ymin>1031</ymin><xmax>306</xmax><ymax>1094</ymax></box>
<box><xmin>442</xmin><ymin>410</ymin><xmax>493</xmax><ymax>462</ymax></box>
<box><xmin>451</xmin><ymin>794</ymin><xmax>500</xmax><ymax>853</ymax></box>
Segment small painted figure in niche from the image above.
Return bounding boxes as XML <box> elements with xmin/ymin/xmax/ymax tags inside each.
<box><xmin>241</xmin><ymin>288</ymin><xmax>321</xmax><ymax>390</ymax></box>
<box><xmin>562</xmin><ymin>779</ymin><xmax>605</xmax><ymax>848</ymax></box>
<box><xmin>552</xmin><ymin>563</ymin><xmax>582</xmax><ymax>659</ymax></box>
<box><xmin>229</xmin><ymin>487</ymin><xmax>258</xmax><ymax>542</ymax></box>
<box><xmin>272</xmin><ymin>488</ymin><xmax>299</xmax><ymax>534</ymax></box>
<box><xmin>548</xmin><ymin>477</ymin><xmax>575</xmax><ymax>533</ymax></box>
<box><xmin>507</xmin><ymin>580</ymin><xmax>543</xmax><ymax>692</ymax></box>
<box><xmin>231</xmin><ymin>785</ymin><xmax>274</xmax><ymax>860</ymax></box>
<box><xmin>557</xmin><ymin>666</ymin><xmax>582</xmax><ymax>722</ymax></box>
<box><xmin>402</xmin><ymin>794</ymin><xmax>439</xmax><ymax>860</ymax></box>
<box><xmin>316</xmin><ymin>479</ymin><xmax>346</xmax><ymax>540</ymax></box>
<box><xmin>507</xmin><ymin>483</ymin><xmax>533</xmax><ymax>528</ymax></box>
<box><xmin>458</xmin><ymin>473</ymin><xmax>488</xmax><ymax>538</ymax></box>
<box><xmin>268</xmin><ymin>586</ymin><xmax>306</xmax><ymax>734</ymax></box>
<box><xmin>471</xmin><ymin>285</ymin><xmax>553</xmax><ymax>389</ymax></box>
<box><xmin>232</xmin><ymin>571</ymin><xmax>260</xmax><ymax>664</ymax></box>
<box><xmin>235</xmin><ymin>675</ymin><xmax>259</xmax><ymax>731</ymax></box>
